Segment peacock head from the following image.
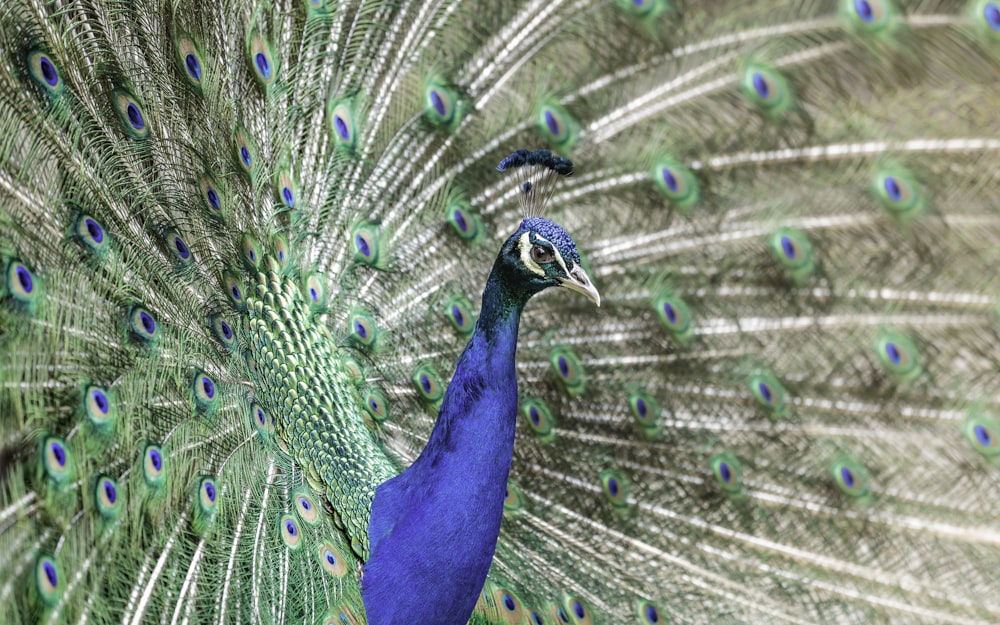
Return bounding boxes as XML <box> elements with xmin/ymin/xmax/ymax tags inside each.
<box><xmin>497</xmin><ymin>217</ymin><xmax>600</xmax><ymax>306</ymax></box>
<box><xmin>493</xmin><ymin>149</ymin><xmax>599</xmax><ymax>307</ymax></box>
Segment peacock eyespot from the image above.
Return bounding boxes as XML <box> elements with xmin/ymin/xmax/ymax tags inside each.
<box><xmin>430</xmin><ymin>89</ymin><xmax>446</xmax><ymax>116</ymax></box>
<box><xmin>874</xmin><ymin>170</ymin><xmax>921</xmax><ymax>214</ymax></box>
<box><xmin>847</xmin><ymin>0</ymin><xmax>894</xmax><ymax>31</ymax></box>
<box><xmin>240</xmin><ymin>146</ymin><xmax>251</xmax><ymax>168</ymax></box>
<box><xmin>854</xmin><ymin>0</ymin><xmax>874</xmax><ymax>22</ymax></box>
<box><xmin>43</xmin><ymin>560</ymin><xmax>57</xmax><ymax>586</ymax></box>
<box><xmin>40</xmin><ymin>56</ymin><xmax>57</xmax><ymax>84</ymax></box>
<box><xmin>629</xmin><ymin>392</ymin><xmax>660</xmax><ymax>431</ymax></box>
<box><xmin>545</xmin><ymin>110</ymin><xmax>561</xmax><ymax>136</ymax></box>
<box><xmin>742</xmin><ymin>65</ymin><xmax>790</xmax><ymax>112</ymax></box>
<box><xmin>326</xmin><ymin>99</ymin><xmax>358</xmax><ymax>149</ymax></box>
<box><xmin>413</xmin><ymin>365</ymin><xmax>444</xmax><ymax>402</ymax></box>
<box><xmin>16</xmin><ymin>265</ymin><xmax>33</xmax><ymax>293</ymax></box>
<box><xmin>840</xmin><ymin>466</ymin><xmax>855</xmax><ymax>488</ymax></box>
<box><xmin>251</xmin><ymin>403</ymin><xmax>274</xmax><ymax>435</ymax></box>
<box><xmin>202</xmin><ymin>377</ymin><xmax>214</xmax><ymax>397</ymax></box>
<box><xmin>503</xmin><ymin>593</ymin><xmax>516</xmax><ymax>611</ymax></box>
<box><xmin>530</xmin><ymin>613</ymin><xmax>544</xmax><ymax>625</ymax></box>
<box><xmin>5</xmin><ymin>260</ymin><xmax>41</xmax><ymax>306</ymax></box>
<box><xmin>75</xmin><ymin>214</ymin><xmax>109</xmax><ymax>257</ymax></box>
<box><xmin>662</xmin><ymin>167</ymin><xmax>678</xmax><ymax>192</ymax></box>
<box><xmin>93</xmin><ymin>389</ymin><xmax>108</xmax><ymax>413</ymax></box>
<box><xmin>280</xmin><ymin>514</ymin><xmax>302</xmax><ymax>548</ymax></box>
<box><xmin>975</xmin><ymin>425</ymin><xmax>991</xmax><ymax>446</ymax></box>
<box><xmin>664</xmin><ymin>302</ymin><xmax>676</xmax><ymax>323</ymax></box>
<box><xmin>355</xmin><ymin>320</ymin><xmax>367</xmax><ymax>338</ymax></box>
<box><xmin>202</xmin><ymin>479</ymin><xmax>217</xmax><ymax>504</ymax></box>
<box><xmin>35</xmin><ymin>555</ymin><xmax>62</xmax><ymax>604</ymax></box>
<box><xmin>319</xmin><ymin>541</ymin><xmax>348</xmax><ymax>577</ymax></box>
<box><xmin>127</xmin><ymin>103</ymin><xmax>142</xmax><ymax>128</ymax></box>
<box><xmin>86</xmin><ymin>219</ymin><xmax>103</xmax><ymax>242</ymax></box>
<box><xmin>640</xmin><ymin>602</ymin><xmax>661</xmax><ymax>624</ymax></box>
<box><xmin>130</xmin><ymin>306</ymin><xmax>158</xmax><ymax>341</ymax></box>
<box><xmin>310</xmin><ymin>288</ymin><xmax>318</xmax><ymax>301</ymax></box>
<box><xmin>885</xmin><ymin>341</ymin><xmax>900</xmax><ymax>364</ymax></box>
<box><xmin>884</xmin><ymin>176</ymin><xmax>901</xmax><ymax>201</ymax></box>
<box><xmin>522</xmin><ymin>399</ymin><xmax>555</xmax><ymax>438</ymax></box>
<box><xmin>550</xmin><ymin>347</ymin><xmax>585</xmax><ymax>394</ymax></box>
<box><xmin>185</xmin><ymin>53</ymin><xmax>201</xmax><ymax>81</ymax></box>
<box><xmin>831</xmin><ymin>458</ymin><xmax>868</xmax><ymax>497</ymax></box>
<box><xmin>282</xmin><ymin>187</ymin><xmax>295</xmax><ymax>208</ymax></box>
<box><xmin>85</xmin><ymin>386</ymin><xmax>114</xmax><ymax>429</ymax></box>
<box><xmin>174</xmin><ymin>236</ymin><xmax>190</xmax><ymax>259</ymax></box>
<box><xmin>759</xmin><ymin>382</ymin><xmax>772</xmax><ymax>402</ymax></box>
<box><xmin>28</xmin><ymin>50</ymin><xmax>64</xmax><ymax>96</ymax></box>
<box><xmin>601</xmin><ymin>469</ymin><xmax>629</xmax><ymax>506</ymax></box>
<box><xmin>964</xmin><ymin>416</ymin><xmax>1000</xmax><ymax>456</ymax></box>
<box><xmin>143</xmin><ymin>444</ymin><xmax>165</xmax><ymax>484</ymax></box>
<box><xmin>334</xmin><ymin>115</ymin><xmax>349</xmax><ymax>140</ymax></box>
<box><xmin>356</xmin><ymin>235</ymin><xmax>370</xmax><ymax>257</ymax></box>
<box><xmin>447</xmin><ymin>201</ymin><xmax>480</xmax><ymax>240</ymax></box>
<box><xmin>572</xmin><ymin>600</ymin><xmax>586</xmax><ymax>620</ymax></box>
<box><xmin>711</xmin><ymin>453</ymin><xmax>742</xmax><ymax>493</ymax></box>
<box><xmin>987</xmin><ymin>2</ymin><xmax>1000</xmax><ymax>31</ymax></box>
<box><xmin>780</xmin><ymin>236</ymin><xmax>796</xmax><ymax>259</ymax></box>
<box><xmin>51</xmin><ymin>442</ymin><xmax>65</xmax><ymax>466</ymax></box>
<box><xmin>364</xmin><ymin>391</ymin><xmax>389</xmax><ymax>422</ymax></box>
<box><xmin>752</xmin><ymin>72</ymin><xmax>769</xmax><ymax>98</ymax></box>
<box><xmin>537</xmin><ymin>101</ymin><xmax>578</xmax><ymax>147</ymax></box>
<box><xmin>875</xmin><ymin>332</ymin><xmax>919</xmax><ymax>377</ymax></box>
<box><xmin>444</xmin><ymin>295</ymin><xmax>475</xmax><ymax>335</ymax></box>
<box><xmin>255</xmin><ymin>53</ymin><xmax>271</xmax><ymax>78</ymax></box>
<box><xmin>207</xmin><ymin>189</ymin><xmax>220</xmax><ymax>209</ymax></box>
<box><xmin>96</xmin><ymin>476</ymin><xmax>123</xmax><ymax>519</ymax></box>
<box><xmin>221</xmin><ymin>321</ymin><xmax>232</xmax><ymax>339</ymax></box>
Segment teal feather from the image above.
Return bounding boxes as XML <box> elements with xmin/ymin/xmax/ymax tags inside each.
<box><xmin>3</xmin><ymin>1</ymin><xmax>1000</xmax><ymax>624</ymax></box>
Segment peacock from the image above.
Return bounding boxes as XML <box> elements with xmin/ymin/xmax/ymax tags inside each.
<box><xmin>3</xmin><ymin>0</ymin><xmax>1000</xmax><ymax>623</ymax></box>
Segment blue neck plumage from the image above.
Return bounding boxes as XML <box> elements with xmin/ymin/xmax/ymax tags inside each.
<box><xmin>362</xmin><ymin>263</ymin><xmax>529</xmax><ymax>625</ymax></box>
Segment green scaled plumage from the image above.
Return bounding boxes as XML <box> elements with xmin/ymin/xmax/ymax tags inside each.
<box><xmin>3</xmin><ymin>1</ymin><xmax>1000</xmax><ymax>624</ymax></box>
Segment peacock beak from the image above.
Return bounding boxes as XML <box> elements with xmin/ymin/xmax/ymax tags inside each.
<box><xmin>558</xmin><ymin>263</ymin><xmax>600</xmax><ymax>307</ymax></box>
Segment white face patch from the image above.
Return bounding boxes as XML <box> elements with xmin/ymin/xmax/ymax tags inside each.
<box><xmin>519</xmin><ymin>232</ymin><xmax>545</xmax><ymax>276</ymax></box>
<box><xmin>518</xmin><ymin>232</ymin><xmax>569</xmax><ymax>277</ymax></box>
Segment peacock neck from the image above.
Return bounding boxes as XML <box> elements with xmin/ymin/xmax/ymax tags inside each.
<box><xmin>415</xmin><ymin>266</ymin><xmax>526</xmax><ymax>479</ymax></box>
<box><xmin>362</xmin><ymin>263</ymin><xmax>530</xmax><ymax>625</ymax></box>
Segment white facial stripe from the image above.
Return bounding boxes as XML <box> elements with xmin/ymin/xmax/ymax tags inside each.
<box><xmin>551</xmin><ymin>247</ymin><xmax>570</xmax><ymax>277</ymax></box>
<box><xmin>521</xmin><ymin>232</ymin><xmax>572</xmax><ymax>278</ymax></box>
<box><xmin>519</xmin><ymin>232</ymin><xmax>545</xmax><ymax>276</ymax></box>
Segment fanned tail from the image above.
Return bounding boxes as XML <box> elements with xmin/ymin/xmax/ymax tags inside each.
<box><xmin>3</xmin><ymin>1</ymin><xmax>1000</xmax><ymax>624</ymax></box>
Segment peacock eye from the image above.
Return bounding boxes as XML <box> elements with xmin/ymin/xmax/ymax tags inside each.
<box><xmin>530</xmin><ymin>245</ymin><xmax>554</xmax><ymax>264</ymax></box>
